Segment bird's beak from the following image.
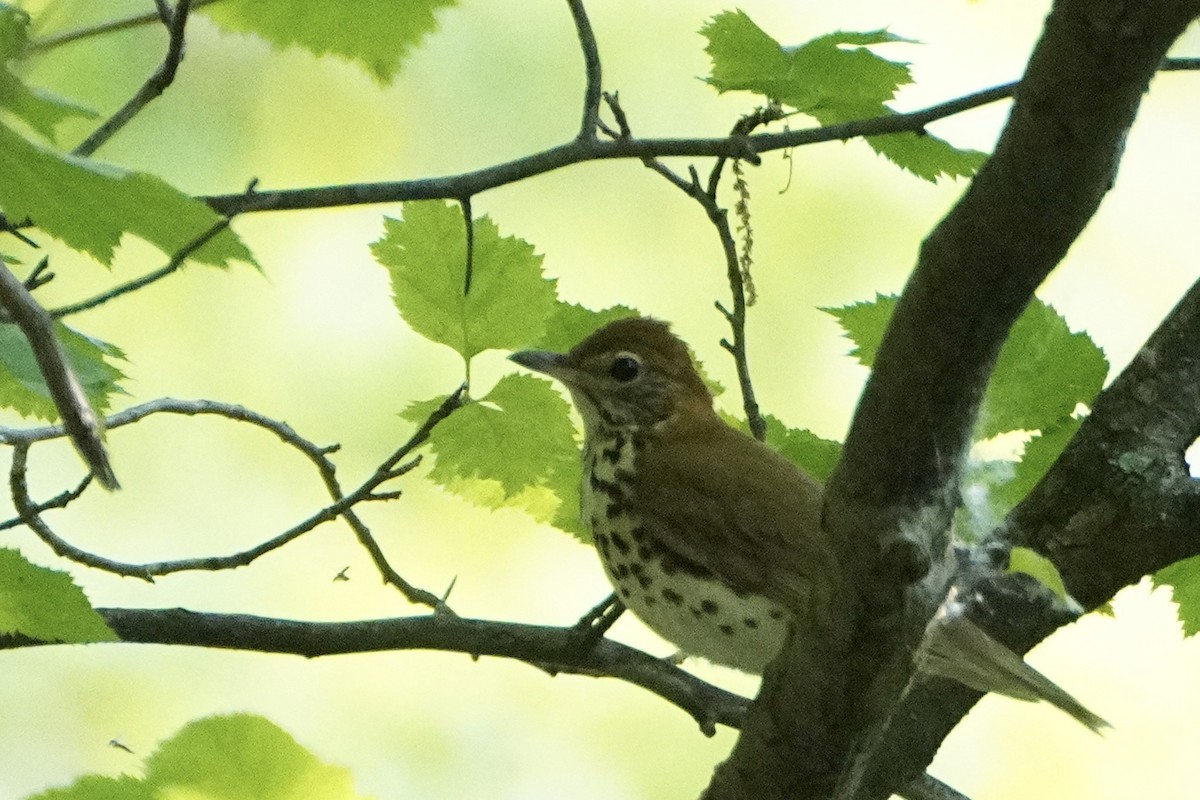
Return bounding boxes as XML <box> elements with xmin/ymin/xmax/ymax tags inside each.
<box><xmin>509</xmin><ymin>349</ymin><xmax>570</xmax><ymax>380</ymax></box>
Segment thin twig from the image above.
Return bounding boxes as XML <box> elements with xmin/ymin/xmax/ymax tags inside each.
<box><xmin>152</xmin><ymin>0</ymin><xmax>174</xmax><ymax>25</ymax></box>
<box><xmin>73</xmin><ymin>0</ymin><xmax>194</xmax><ymax>158</ymax></box>
<box><xmin>27</xmin><ymin>0</ymin><xmax>223</xmax><ymax>53</ymax></box>
<box><xmin>0</xmin><ymin>214</ymin><xmax>38</xmax><ymax>248</ymax></box>
<box><xmin>566</xmin><ymin>0</ymin><xmax>603</xmax><ymax>140</ymax></box>
<box><xmin>10</xmin><ymin>445</ymin><xmax>143</xmax><ymax>576</ymax></box>
<box><xmin>0</xmin><ymin>260</ymin><xmax>118</xmax><ymax>487</ymax></box>
<box><xmin>703</xmin><ymin>107</ymin><xmax>786</xmax><ymax>441</ymax></box>
<box><xmin>51</xmin><ymin>178</ymin><xmax>259</xmax><ymax>318</ymax></box>
<box><xmin>595</xmin><ymin>92</ymin><xmax>768</xmax><ymax>436</ymax></box>
<box><xmin>1</xmin><ymin>392</ymin><xmax>466</xmax><ymax>610</ymax></box>
<box><xmin>0</xmin><ymin>474</ymin><xmax>90</xmax><ymax>531</ymax></box>
<box><xmin>599</xmin><ymin>91</ymin><xmax>630</xmax><ymax>140</ymax></box>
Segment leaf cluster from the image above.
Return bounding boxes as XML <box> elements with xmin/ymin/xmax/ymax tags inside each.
<box><xmin>702</xmin><ymin>11</ymin><xmax>987</xmax><ymax>181</ymax></box>
<box><xmin>26</xmin><ymin>714</ymin><xmax>364</xmax><ymax>800</ymax></box>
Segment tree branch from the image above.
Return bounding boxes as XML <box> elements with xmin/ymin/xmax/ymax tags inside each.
<box><xmin>200</xmin><ymin>59</ymin><xmax>1200</xmax><ymax>219</ymax></box>
<box><xmin>704</xmin><ymin>2</ymin><xmax>1200</xmax><ymax>799</ymax></box>
<box><xmin>1</xmin><ymin>606</ymin><xmax>751</xmax><ymax>734</ymax></box>
<box><xmin>1</xmin><ymin>391</ymin><xmax>466</xmax><ymax>609</ymax></box>
<box><xmin>0</xmin><ymin>260</ymin><xmax>117</xmax><ymax>488</ymax></box>
<box><xmin>566</xmin><ymin>0</ymin><xmax>603</xmax><ymax>140</ymax></box>
<box><xmin>73</xmin><ymin>0</ymin><xmax>194</xmax><ymax>158</ymax></box>
<box><xmin>1003</xmin><ymin>276</ymin><xmax>1200</xmax><ymax>606</ymax></box>
<box><xmin>861</xmin><ymin>274</ymin><xmax>1200</xmax><ymax>797</ymax></box>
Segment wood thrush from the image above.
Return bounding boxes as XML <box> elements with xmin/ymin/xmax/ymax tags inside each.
<box><xmin>511</xmin><ymin>316</ymin><xmax>1107</xmax><ymax>731</ymax></box>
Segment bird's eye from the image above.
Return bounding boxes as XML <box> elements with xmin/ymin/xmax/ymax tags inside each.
<box><xmin>608</xmin><ymin>353</ymin><xmax>642</xmax><ymax>382</ymax></box>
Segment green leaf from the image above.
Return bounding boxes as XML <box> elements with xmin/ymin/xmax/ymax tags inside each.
<box><xmin>822</xmin><ymin>292</ymin><xmax>896</xmax><ymax>367</ymax></box>
<box><xmin>0</xmin><ymin>6</ymin><xmax>98</xmax><ymax>141</ymax></box>
<box><xmin>25</xmin><ymin>715</ymin><xmax>368</xmax><ymax>800</ymax></box>
<box><xmin>0</xmin><ymin>73</ymin><xmax>98</xmax><ymax>143</ymax></box>
<box><xmin>430</xmin><ymin>375</ymin><xmax>576</xmax><ymax>495</ymax></box>
<box><xmin>0</xmin><ymin>4</ymin><xmax>26</xmax><ymax>59</ymax></box>
<box><xmin>144</xmin><ymin>714</ymin><xmax>366</xmax><ymax>800</ymax></box>
<box><xmin>701</xmin><ymin>12</ymin><xmax>984</xmax><ymax>181</ymax></box>
<box><xmin>701</xmin><ymin>11</ymin><xmax>792</xmax><ymax>98</ymax></box>
<box><xmin>0</xmin><ymin>548</ymin><xmax>117</xmax><ymax>643</ymax></box>
<box><xmin>372</xmin><ymin>201</ymin><xmax>557</xmax><ymax>361</ymax></box>
<box><xmin>545</xmin><ymin>460</ymin><xmax>586</xmax><ymax>541</ymax></box>
<box><xmin>0</xmin><ymin>121</ymin><xmax>254</xmax><ymax>267</ymax></box>
<box><xmin>1008</xmin><ymin>546</ymin><xmax>1069</xmax><ymax>601</ymax></box>
<box><xmin>1154</xmin><ymin>554</ymin><xmax>1200</xmax><ymax>637</ymax></box>
<box><xmin>399</xmin><ymin>393</ymin><xmax>450</xmax><ymax>428</ymax></box>
<box><xmin>704</xmin><ymin>14</ymin><xmax>911</xmax><ymax>110</ymax></box>
<box><xmin>826</xmin><ymin>294</ymin><xmax>1107</xmax><ymax>438</ymax></box>
<box><xmin>0</xmin><ymin>322</ymin><xmax>126</xmax><ymax>420</ymax></box>
<box><xmin>533</xmin><ymin>301</ymin><xmax>638</xmax><ymax>353</ymax></box>
<box><xmin>409</xmin><ymin>376</ymin><xmax>583</xmax><ymax>536</ymax></box>
<box><xmin>978</xmin><ymin>300</ymin><xmax>1108</xmax><ymax>439</ymax></box>
<box><xmin>994</xmin><ymin>418</ymin><xmax>1081</xmax><ymax>510</ymax></box>
<box><xmin>863</xmin><ymin>131</ymin><xmax>988</xmax><ymax>182</ymax></box>
<box><xmin>204</xmin><ymin>0</ymin><xmax>457</xmax><ymax>83</ymax></box>
<box><xmin>25</xmin><ymin>775</ymin><xmax>156</xmax><ymax>800</ymax></box>
<box><xmin>762</xmin><ymin>414</ymin><xmax>842</xmax><ymax>480</ymax></box>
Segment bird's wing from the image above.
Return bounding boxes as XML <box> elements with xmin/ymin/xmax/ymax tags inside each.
<box><xmin>633</xmin><ymin>418</ymin><xmax>840</xmax><ymax>620</ymax></box>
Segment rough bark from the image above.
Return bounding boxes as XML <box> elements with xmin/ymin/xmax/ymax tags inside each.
<box><xmin>703</xmin><ymin>0</ymin><xmax>1200</xmax><ymax>797</ymax></box>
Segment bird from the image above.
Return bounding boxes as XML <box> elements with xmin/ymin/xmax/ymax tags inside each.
<box><xmin>510</xmin><ymin>315</ymin><xmax>1107</xmax><ymax>731</ymax></box>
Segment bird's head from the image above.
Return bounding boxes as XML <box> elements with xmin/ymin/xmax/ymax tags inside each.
<box><xmin>509</xmin><ymin>317</ymin><xmax>713</xmax><ymax>433</ymax></box>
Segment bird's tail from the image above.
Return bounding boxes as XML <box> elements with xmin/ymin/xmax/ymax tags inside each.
<box><xmin>915</xmin><ymin>590</ymin><xmax>1109</xmax><ymax>733</ymax></box>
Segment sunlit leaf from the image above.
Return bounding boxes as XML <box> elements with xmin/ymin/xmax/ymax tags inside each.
<box><xmin>144</xmin><ymin>714</ymin><xmax>366</xmax><ymax>799</ymax></box>
<box><xmin>204</xmin><ymin>0</ymin><xmax>457</xmax><ymax>83</ymax></box>
<box><xmin>0</xmin><ymin>548</ymin><xmax>117</xmax><ymax>643</ymax></box>
<box><xmin>25</xmin><ymin>775</ymin><xmax>155</xmax><ymax>800</ymax></box>
<box><xmin>404</xmin><ymin>376</ymin><xmax>583</xmax><ymax>537</ymax></box>
<box><xmin>863</xmin><ymin>131</ymin><xmax>988</xmax><ymax>182</ymax></box>
<box><xmin>1155</xmin><ymin>554</ymin><xmax>1200</xmax><ymax>637</ymax></box>
<box><xmin>826</xmin><ymin>295</ymin><xmax>1106</xmax><ymax>438</ymax></box>
<box><xmin>426</xmin><ymin>375</ymin><xmax>576</xmax><ymax>496</ymax></box>
<box><xmin>373</xmin><ymin>201</ymin><xmax>557</xmax><ymax>361</ymax></box>
<box><xmin>978</xmin><ymin>301</ymin><xmax>1108</xmax><ymax>439</ymax></box>
<box><xmin>821</xmin><ymin>292</ymin><xmax>896</xmax><ymax>367</ymax></box>
<box><xmin>0</xmin><ymin>121</ymin><xmax>253</xmax><ymax>267</ymax></box>
<box><xmin>0</xmin><ymin>322</ymin><xmax>125</xmax><ymax>420</ymax></box>
<box><xmin>762</xmin><ymin>414</ymin><xmax>842</xmax><ymax>480</ymax></box>
<box><xmin>1009</xmin><ymin>546</ymin><xmax>1069</xmax><ymax>601</ymax></box>
<box><xmin>701</xmin><ymin>11</ymin><xmax>984</xmax><ymax>181</ymax></box>
<box><xmin>533</xmin><ymin>301</ymin><xmax>638</xmax><ymax>353</ymax></box>
<box><xmin>994</xmin><ymin>418</ymin><xmax>1081</xmax><ymax>510</ymax></box>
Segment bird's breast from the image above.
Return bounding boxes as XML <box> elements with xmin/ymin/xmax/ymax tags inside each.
<box><xmin>580</xmin><ymin>429</ymin><xmax>790</xmax><ymax>674</ymax></box>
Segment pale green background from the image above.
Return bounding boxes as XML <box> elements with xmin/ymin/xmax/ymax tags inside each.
<box><xmin>3</xmin><ymin>1</ymin><xmax>1200</xmax><ymax>798</ymax></box>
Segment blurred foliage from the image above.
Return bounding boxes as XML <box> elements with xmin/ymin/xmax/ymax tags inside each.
<box><xmin>0</xmin><ymin>548</ymin><xmax>116</xmax><ymax>643</ymax></box>
<box><xmin>203</xmin><ymin>0</ymin><xmax>458</xmax><ymax>83</ymax></box>
<box><xmin>0</xmin><ymin>3</ymin><xmax>96</xmax><ymax>141</ymax></box>
<box><xmin>26</xmin><ymin>714</ymin><xmax>367</xmax><ymax>800</ymax></box>
<box><xmin>0</xmin><ymin>320</ymin><xmax>125</xmax><ymax>418</ymax></box>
